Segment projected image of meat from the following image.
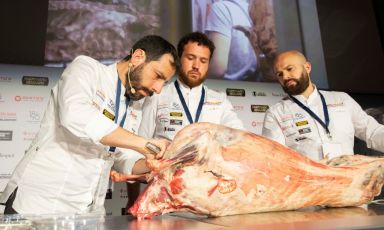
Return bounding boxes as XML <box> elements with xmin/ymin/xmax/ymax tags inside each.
<box><xmin>45</xmin><ymin>0</ymin><xmax>161</xmax><ymax>65</ymax></box>
<box><xmin>112</xmin><ymin>122</ymin><xmax>384</xmax><ymax>219</ymax></box>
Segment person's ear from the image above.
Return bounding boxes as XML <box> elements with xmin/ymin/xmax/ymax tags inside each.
<box><xmin>130</xmin><ymin>49</ymin><xmax>146</xmax><ymax>67</ymax></box>
<box><xmin>304</xmin><ymin>61</ymin><xmax>311</xmax><ymax>75</ymax></box>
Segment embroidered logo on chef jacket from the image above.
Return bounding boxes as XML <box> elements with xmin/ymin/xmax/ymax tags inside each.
<box><xmin>129</xmin><ymin>110</ymin><xmax>138</xmax><ymax>120</ymax></box>
<box><xmin>205</xmin><ymin>100</ymin><xmax>222</xmax><ymax>105</ymax></box>
<box><xmin>158</xmin><ymin>103</ymin><xmax>170</xmax><ymax>110</ymax></box>
<box><xmin>170</xmin><ymin>119</ymin><xmax>182</xmax><ymax>125</ymax></box>
<box><xmin>159</xmin><ymin>118</ymin><xmax>169</xmax><ymax>124</ymax></box>
<box><xmin>285</xmin><ymin>132</ymin><xmax>296</xmax><ymax>137</ymax></box>
<box><xmin>93</xmin><ymin>90</ymin><xmax>106</xmax><ymax>111</ymax></box>
<box><xmin>295</xmin><ymin>113</ymin><xmax>305</xmax><ymax>119</ymax></box>
<box><xmin>295</xmin><ymin>120</ymin><xmax>308</xmax><ymax>126</ymax></box>
<box><xmin>103</xmin><ymin>109</ymin><xmax>115</xmax><ymax>121</ymax></box>
<box><xmin>298</xmin><ymin>127</ymin><xmax>311</xmax><ymax>135</ymax></box>
<box><xmin>281</xmin><ymin>124</ymin><xmax>294</xmax><ymax>131</ymax></box>
<box><xmin>280</xmin><ymin>114</ymin><xmax>294</xmax><ymax>122</ymax></box>
<box><xmin>171</xmin><ymin>102</ymin><xmax>181</xmax><ymax>110</ymax></box>
<box><xmin>170</xmin><ymin>112</ymin><xmax>183</xmax><ymax>117</ymax></box>
<box><xmin>92</xmin><ymin>101</ymin><xmax>102</xmax><ymax>111</ymax></box>
<box><xmin>295</xmin><ymin>136</ymin><xmax>307</xmax><ymax>142</ymax></box>
<box><xmin>107</xmin><ymin>99</ymin><xmax>115</xmax><ymax>112</ymax></box>
<box><xmin>327</xmin><ymin>102</ymin><xmax>344</xmax><ymax>107</ymax></box>
<box><xmin>164</xmin><ymin>127</ymin><xmax>176</xmax><ymax>132</ymax></box>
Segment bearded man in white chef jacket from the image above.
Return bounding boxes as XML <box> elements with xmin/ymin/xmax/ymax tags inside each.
<box><xmin>139</xmin><ymin>32</ymin><xmax>244</xmax><ymax>142</ymax></box>
<box><xmin>122</xmin><ymin>32</ymin><xmax>245</xmax><ymax>213</ymax></box>
<box><xmin>0</xmin><ymin>35</ymin><xmax>180</xmax><ymax>215</ymax></box>
<box><xmin>262</xmin><ymin>50</ymin><xmax>384</xmax><ymax>161</ymax></box>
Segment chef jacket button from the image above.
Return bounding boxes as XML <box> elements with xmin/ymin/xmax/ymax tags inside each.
<box><xmin>35</xmin><ymin>146</ymin><xmax>39</xmax><ymax>151</ymax></box>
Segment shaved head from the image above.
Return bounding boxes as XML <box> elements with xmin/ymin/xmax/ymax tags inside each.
<box><xmin>273</xmin><ymin>50</ymin><xmax>314</xmax><ymax>96</ymax></box>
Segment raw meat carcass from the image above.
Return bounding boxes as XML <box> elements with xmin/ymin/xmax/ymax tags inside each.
<box><xmin>114</xmin><ymin>122</ymin><xmax>384</xmax><ymax>219</ymax></box>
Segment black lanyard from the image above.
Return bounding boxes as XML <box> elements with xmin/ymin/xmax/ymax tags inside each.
<box><xmin>174</xmin><ymin>80</ymin><xmax>205</xmax><ymax>124</ymax></box>
<box><xmin>289</xmin><ymin>91</ymin><xmax>331</xmax><ymax>137</ymax></box>
<box><xmin>109</xmin><ymin>77</ymin><xmax>130</xmax><ymax>152</ymax></box>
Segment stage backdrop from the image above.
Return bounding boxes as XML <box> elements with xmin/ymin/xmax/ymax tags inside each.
<box><xmin>0</xmin><ymin>63</ymin><xmax>284</xmax><ymax>215</ymax></box>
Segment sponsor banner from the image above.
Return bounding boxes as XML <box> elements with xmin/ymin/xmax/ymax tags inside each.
<box><xmin>251</xmin><ymin>105</ymin><xmax>269</xmax><ymax>113</ymax></box>
<box><xmin>0</xmin><ymin>131</ymin><xmax>13</xmax><ymax>141</ymax></box>
<box><xmin>226</xmin><ymin>88</ymin><xmax>245</xmax><ymax>97</ymax></box>
<box><xmin>22</xmin><ymin>76</ymin><xmax>49</xmax><ymax>86</ymax></box>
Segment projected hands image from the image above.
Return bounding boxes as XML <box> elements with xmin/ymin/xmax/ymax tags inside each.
<box><xmin>45</xmin><ymin>0</ymin><xmax>161</xmax><ymax>66</ymax></box>
<box><xmin>45</xmin><ymin>0</ymin><xmax>279</xmax><ymax>82</ymax></box>
<box><xmin>193</xmin><ymin>0</ymin><xmax>278</xmax><ymax>82</ymax></box>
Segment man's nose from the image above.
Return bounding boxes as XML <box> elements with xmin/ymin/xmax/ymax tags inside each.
<box><xmin>152</xmin><ymin>81</ymin><xmax>164</xmax><ymax>94</ymax></box>
<box><xmin>192</xmin><ymin>60</ymin><xmax>200</xmax><ymax>69</ymax></box>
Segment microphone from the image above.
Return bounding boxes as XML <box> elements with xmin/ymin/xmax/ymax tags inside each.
<box><xmin>127</xmin><ymin>63</ymin><xmax>136</xmax><ymax>94</ymax></box>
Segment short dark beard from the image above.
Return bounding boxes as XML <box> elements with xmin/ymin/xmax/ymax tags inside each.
<box><xmin>282</xmin><ymin>71</ymin><xmax>310</xmax><ymax>95</ymax></box>
<box><xmin>125</xmin><ymin>64</ymin><xmax>153</xmax><ymax>101</ymax></box>
<box><xmin>178</xmin><ymin>69</ymin><xmax>205</xmax><ymax>88</ymax></box>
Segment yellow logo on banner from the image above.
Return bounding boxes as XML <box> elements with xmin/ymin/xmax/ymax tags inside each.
<box><xmin>103</xmin><ymin>109</ymin><xmax>115</xmax><ymax>121</ymax></box>
<box><xmin>295</xmin><ymin>120</ymin><xmax>308</xmax><ymax>126</ymax></box>
<box><xmin>170</xmin><ymin>112</ymin><xmax>183</xmax><ymax>117</ymax></box>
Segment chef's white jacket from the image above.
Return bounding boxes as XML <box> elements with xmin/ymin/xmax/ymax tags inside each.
<box><xmin>0</xmin><ymin>56</ymin><xmax>143</xmax><ymax>214</ymax></box>
<box><xmin>262</xmin><ymin>89</ymin><xmax>384</xmax><ymax>161</ymax></box>
<box><xmin>138</xmin><ymin>79</ymin><xmax>245</xmax><ymax>141</ymax></box>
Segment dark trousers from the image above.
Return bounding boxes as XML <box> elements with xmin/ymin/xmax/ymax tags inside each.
<box><xmin>4</xmin><ymin>188</ymin><xmax>18</xmax><ymax>214</ymax></box>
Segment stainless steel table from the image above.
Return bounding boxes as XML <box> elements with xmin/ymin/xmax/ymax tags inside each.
<box><xmin>102</xmin><ymin>204</ymin><xmax>384</xmax><ymax>230</ymax></box>
<box><xmin>2</xmin><ymin>204</ymin><xmax>384</xmax><ymax>229</ymax></box>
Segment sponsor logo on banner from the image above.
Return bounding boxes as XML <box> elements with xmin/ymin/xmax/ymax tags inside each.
<box><xmin>0</xmin><ymin>111</ymin><xmax>17</xmax><ymax>121</ymax></box>
<box><xmin>22</xmin><ymin>76</ymin><xmax>49</xmax><ymax>86</ymax></box>
<box><xmin>0</xmin><ymin>153</ymin><xmax>14</xmax><ymax>158</ymax></box>
<box><xmin>170</xmin><ymin>112</ymin><xmax>183</xmax><ymax>117</ymax></box>
<box><xmin>272</xmin><ymin>92</ymin><xmax>286</xmax><ymax>97</ymax></box>
<box><xmin>0</xmin><ymin>173</ymin><xmax>12</xmax><ymax>179</ymax></box>
<box><xmin>14</xmin><ymin>95</ymin><xmax>44</xmax><ymax>103</ymax></box>
<box><xmin>23</xmin><ymin>131</ymin><xmax>38</xmax><ymax>141</ymax></box>
<box><xmin>251</xmin><ymin>121</ymin><xmax>263</xmax><ymax>127</ymax></box>
<box><xmin>27</xmin><ymin>110</ymin><xmax>41</xmax><ymax>123</ymax></box>
<box><xmin>251</xmin><ymin>105</ymin><xmax>269</xmax><ymax>113</ymax></box>
<box><xmin>226</xmin><ymin>88</ymin><xmax>245</xmax><ymax>97</ymax></box>
<box><xmin>233</xmin><ymin>105</ymin><xmax>244</xmax><ymax>111</ymax></box>
<box><xmin>252</xmin><ymin>91</ymin><xmax>267</xmax><ymax>96</ymax></box>
<box><xmin>295</xmin><ymin>120</ymin><xmax>308</xmax><ymax>126</ymax></box>
<box><xmin>298</xmin><ymin>127</ymin><xmax>311</xmax><ymax>134</ymax></box>
<box><xmin>0</xmin><ymin>130</ymin><xmax>13</xmax><ymax>141</ymax></box>
<box><xmin>170</xmin><ymin>119</ymin><xmax>182</xmax><ymax>125</ymax></box>
<box><xmin>103</xmin><ymin>109</ymin><xmax>115</xmax><ymax>121</ymax></box>
<box><xmin>0</xmin><ymin>76</ymin><xmax>12</xmax><ymax>82</ymax></box>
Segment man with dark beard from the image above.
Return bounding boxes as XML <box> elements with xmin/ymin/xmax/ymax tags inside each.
<box><xmin>262</xmin><ymin>50</ymin><xmax>384</xmax><ymax>161</ymax></box>
<box><xmin>1</xmin><ymin>35</ymin><xmax>179</xmax><ymax>215</ymax></box>
<box><xmin>138</xmin><ymin>32</ymin><xmax>244</xmax><ymax>142</ymax></box>
<box><xmin>120</xmin><ymin>32</ymin><xmax>245</xmax><ymax>214</ymax></box>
